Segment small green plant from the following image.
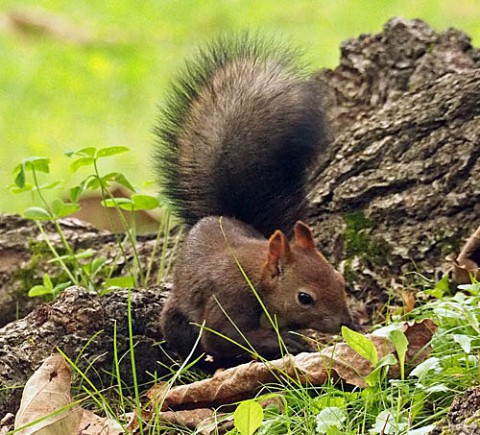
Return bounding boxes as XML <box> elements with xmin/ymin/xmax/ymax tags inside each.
<box><xmin>67</xmin><ymin>146</ymin><xmax>162</xmax><ymax>288</ymax></box>
<box><xmin>315</xmin><ymin>406</ymin><xmax>347</xmax><ymax>434</ymax></box>
<box><xmin>11</xmin><ymin>146</ymin><xmax>170</xmax><ymax>298</ymax></box>
<box><xmin>12</xmin><ymin>156</ymin><xmax>89</xmax><ymax>290</ymax></box>
<box><xmin>342</xmin><ymin>325</ymin><xmax>378</xmax><ymax>366</ymax></box>
<box><xmin>341</xmin><ymin>325</ymin><xmax>397</xmax><ymax>387</ymax></box>
<box><xmin>388</xmin><ymin>329</ymin><xmax>408</xmax><ymax>380</ymax></box>
<box><xmin>28</xmin><ymin>273</ymin><xmax>71</xmax><ymax>298</ymax></box>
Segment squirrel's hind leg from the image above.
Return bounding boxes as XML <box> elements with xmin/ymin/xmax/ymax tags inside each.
<box><xmin>160</xmin><ymin>301</ymin><xmax>203</xmax><ymax>360</ymax></box>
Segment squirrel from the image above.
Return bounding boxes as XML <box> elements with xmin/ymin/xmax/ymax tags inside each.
<box><xmin>156</xmin><ymin>34</ymin><xmax>355</xmax><ymax>366</ymax></box>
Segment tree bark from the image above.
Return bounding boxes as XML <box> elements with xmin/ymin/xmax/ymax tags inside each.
<box><xmin>0</xmin><ymin>285</ymin><xmax>170</xmax><ymax>416</ymax></box>
<box><xmin>0</xmin><ymin>214</ymin><xmax>176</xmax><ymax>327</ymax></box>
<box><xmin>429</xmin><ymin>387</ymin><xmax>480</xmax><ymax>434</ymax></box>
<box><xmin>0</xmin><ymin>215</ymin><xmax>115</xmax><ymax>326</ymax></box>
<box><xmin>309</xmin><ymin>18</ymin><xmax>480</xmax><ymax>308</ymax></box>
<box><xmin>0</xmin><ymin>16</ymin><xmax>479</xmax><ymax>418</ymax></box>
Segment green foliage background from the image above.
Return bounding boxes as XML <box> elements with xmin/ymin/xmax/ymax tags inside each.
<box><xmin>1</xmin><ymin>0</ymin><xmax>479</xmax><ymax>213</ymax></box>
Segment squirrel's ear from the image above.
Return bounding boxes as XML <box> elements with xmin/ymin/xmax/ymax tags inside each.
<box><xmin>268</xmin><ymin>230</ymin><xmax>291</xmax><ymax>261</ymax></box>
<box><xmin>294</xmin><ymin>221</ymin><xmax>316</xmax><ymax>250</ymax></box>
<box><xmin>264</xmin><ymin>230</ymin><xmax>291</xmax><ymax>279</ymax></box>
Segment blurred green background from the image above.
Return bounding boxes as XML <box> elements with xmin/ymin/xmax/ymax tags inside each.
<box><xmin>1</xmin><ymin>0</ymin><xmax>479</xmax><ymax>214</ymax></box>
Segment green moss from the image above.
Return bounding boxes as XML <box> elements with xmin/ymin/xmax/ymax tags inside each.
<box><xmin>28</xmin><ymin>239</ymin><xmax>54</xmax><ymax>257</ymax></box>
<box><xmin>341</xmin><ymin>259</ymin><xmax>357</xmax><ymax>283</ymax></box>
<box><xmin>343</xmin><ymin>211</ymin><xmax>388</xmax><ymax>261</ymax></box>
<box><xmin>12</xmin><ymin>264</ymin><xmax>37</xmax><ymax>296</ymax></box>
<box><xmin>436</xmin><ymin>230</ymin><xmax>465</xmax><ymax>258</ymax></box>
<box><xmin>12</xmin><ymin>240</ymin><xmax>70</xmax><ymax>298</ymax></box>
<box><xmin>344</xmin><ymin>211</ymin><xmax>371</xmax><ymax>254</ymax></box>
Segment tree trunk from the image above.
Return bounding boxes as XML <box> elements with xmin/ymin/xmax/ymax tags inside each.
<box><xmin>0</xmin><ymin>214</ymin><xmax>116</xmax><ymax>326</ymax></box>
<box><xmin>429</xmin><ymin>387</ymin><xmax>480</xmax><ymax>434</ymax></box>
<box><xmin>0</xmin><ymin>16</ymin><xmax>479</xmax><ymax>418</ymax></box>
<box><xmin>309</xmin><ymin>18</ymin><xmax>480</xmax><ymax>309</ymax></box>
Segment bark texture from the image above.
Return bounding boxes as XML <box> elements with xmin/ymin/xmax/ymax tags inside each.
<box><xmin>309</xmin><ymin>18</ymin><xmax>480</xmax><ymax>309</ymax></box>
<box><xmin>430</xmin><ymin>387</ymin><xmax>480</xmax><ymax>434</ymax></box>
<box><xmin>0</xmin><ymin>286</ymin><xmax>169</xmax><ymax>416</ymax></box>
<box><xmin>0</xmin><ymin>214</ymin><xmax>174</xmax><ymax>327</ymax></box>
<box><xmin>0</xmin><ymin>215</ymin><xmax>114</xmax><ymax>326</ymax></box>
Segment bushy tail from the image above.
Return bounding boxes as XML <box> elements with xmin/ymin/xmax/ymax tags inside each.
<box><xmin>155</xmin><ymin>34</ymin><xmax>329</xmax><ymax>237</ymax></box>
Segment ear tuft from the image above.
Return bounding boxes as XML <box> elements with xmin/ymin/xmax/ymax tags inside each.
<box><xmin>294</xmin><ymin>221</ymin><xmax>316</xmax><ymax>250</ymax></box>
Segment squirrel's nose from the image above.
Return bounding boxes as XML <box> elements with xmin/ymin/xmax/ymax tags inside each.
<box><xmin>341</xmin><ymin>317</ymin><xmax>361</xmax><ymax>332</ymax></box>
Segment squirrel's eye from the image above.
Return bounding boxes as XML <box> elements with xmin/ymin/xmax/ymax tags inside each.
<box><xmin>297</xmin><ymin>292</ymin><xmax>314</xmax><ymax>306</ymax></box>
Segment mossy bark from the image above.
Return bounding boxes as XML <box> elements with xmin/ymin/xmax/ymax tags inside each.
<box><xmin>309</xmin><ymin>18</ymin><xmax>480</xmax><ymax>311</ymax></box>
<box><xmin>0</xmin><ymin>214</ymin><xmax>173</xmax><ymax>327</ymax></box>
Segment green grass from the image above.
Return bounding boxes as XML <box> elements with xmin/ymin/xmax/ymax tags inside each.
<box><xmin>28</xmin><ymin>280</ymin><xmax>475</xmax><ymax>434</ymax></box>
<box><xmin>150</xmin><ymin>280</ymin><xmax>478</xmax><ymax>434</ymax></box>
<box><xmin>3</xmin><ymin>2</ymin><xmax>480</xmax><ymax>431</ymax></box>
<box><xmin>1</xmin><ymin>0</ymin><xmax>480</xmax><ymax>213</ymax></box>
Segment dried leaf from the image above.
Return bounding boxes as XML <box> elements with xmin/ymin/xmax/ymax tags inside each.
<box><xmin>403</xmin><ymin>319</ymin><xmax>437</xmax><ymax>364</ymax></box>
<box><xmin>14</xmin><ymin>353</ymin><xmax>83</xmax><ymax>434</ymax></box>
<box><xmin>155</xmin><ymin>320</ymin><xmax>437</xmax><ymax>411</ymax></box>
<box><xmin>159</xmin><ymin>409</ymin><xmax>227</xmax><ymax>434</ymax></box>
<box><xmin>0</xmin><ymin>413</ymin><xmax>15</xmax><ymax>434</ymax></box>
<box><xmin>145</xmin><ymin>394</ymin><xmax>283</xmax><ymax>434</ymax></box>
<box><xmin>77</xmin><ymin>409</ymin><xmax>123</xmax><ymax>435</ymax></box>
<box><xmin>14</xmin><ymin>353</ymin><xmax>123</xmax><ymax>435</ymax></box>
<box><xmin>401</xmin><ymin>290</ymin><xmax>416</xmax><ymax>313</ymax></box>
<box><xmin>125</xmin><ymin>407</ymin><xmax>155</xmax><ymax>433</ymax></box>
<box><xmin>146</xmin><ymin>381</ymin><xmax>169</xmax><ymax>403</ymax></box>
<box><xmin>448</xmin><ymin>225</ymin><xmax>480</xmax><ymax>286</ymax></box>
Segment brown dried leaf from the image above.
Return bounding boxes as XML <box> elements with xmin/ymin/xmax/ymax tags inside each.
<box><xmin>146</xmin><ymin>381</ymin><xmax>170</xmax><ymax>403</ymax></box>
<box><xmin>77</xmin><ymin>409</ymin><xmax>123</xmax><ymax>435</ymax></box>
<box><xmin>403</xmin><ymin>318</ymin><xmax>437</xmax><ymax>364</ymax></box>
<box><xmin>14</xmin><ymin>353</ymin><xmax>83</xmax><ymax>434</ymax></box>
<box><xmin>401</xmin><ymin>290</ymin><xmax>416</xmax><ymax>314</ymax></box>
<box><xmin>153</xmin><ymin>395</ymin><xmax>284</xmax><ymax>434</ymax></box>
<box><xmin>158</xmin><ymin>361</ymin><xmax>277</xmax><ymax>411</ymax></box>
<box><xmin>159</xmin><ymin>409</ymin><xmax>226</xmax><ymax>434</ymax></box>
<box><xmin>14</xmin><ymin>353</ymin><xmax>123</xmax><ymax>435</ymax></box>
<box><xmin>125</xmin><ymin>407</ymin><xmax>155</xmax><ymax>433</ymax></box>
<box><xmin>155</xmin><ymin>320</ymin><xmax>436</xmax><ymax>411</ymax></box>
<box><xmin>448</xmin><ymin>225</ymin><xmax>480</xmax><ymax>287</ymax></box>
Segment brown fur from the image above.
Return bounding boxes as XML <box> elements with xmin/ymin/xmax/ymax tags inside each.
<box><xmin>160</xmin><ymin>217</ymin><xmax>353</xmax><ymax>365</ymax></box>
<box><xmin>157</xmin><ymin>35</ymin><xmax>353</xmax><ymax>366</ymax></box>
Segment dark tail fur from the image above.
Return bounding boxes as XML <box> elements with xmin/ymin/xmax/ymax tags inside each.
<box><xmin>155</xmin><ymin>34</ymin><xmax>329</xmax><ymax>237</ymax></box>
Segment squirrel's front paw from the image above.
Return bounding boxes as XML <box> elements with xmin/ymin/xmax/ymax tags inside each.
<box><xmin>281</xmin><ymin>331</ymin><xmax>314</xmax><ymax>355</ymax></box>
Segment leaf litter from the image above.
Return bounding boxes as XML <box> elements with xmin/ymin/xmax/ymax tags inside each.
<box><xmin>11</xmin><ymin>321</ymin><xmax>437</xmax><ymax>434</ymax></box>
<box><xmin>148</xmin><ymin>319</ymin><xmax>437</xmax><ymax>431</ymax></box>
<box><xmin>13</xmin><ymin>353</ymin><xmax>122</xmax><ymax>435</ymax></box>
